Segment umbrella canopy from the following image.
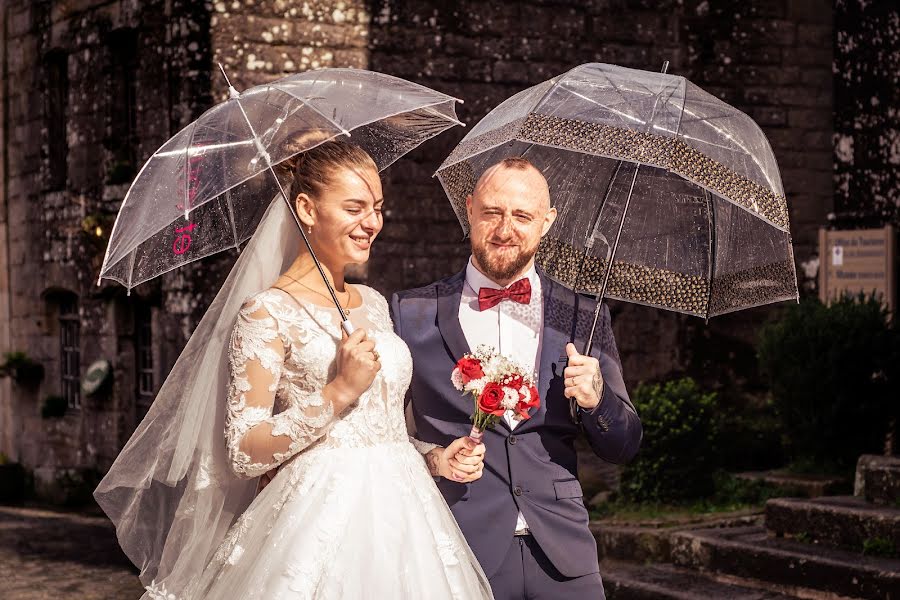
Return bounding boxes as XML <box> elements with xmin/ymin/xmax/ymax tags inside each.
<box><xmin>100</xmin><ymin>68</ymin><xmax>462</xmax><ymax>291</ymax></box>
<box><xmin>436</xmin><ymin>62</ymin><xmax>798</xmax><ymax>321</ymax></box>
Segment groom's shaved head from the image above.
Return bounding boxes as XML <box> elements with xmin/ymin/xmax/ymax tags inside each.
<box><xmin>466</xmin><ymin>157</ymin><xmax>556</xmax><ymax>286</ymax></box>
<box><xmin>472</xmin><ymin>157</ymin><xmax>551</xmax><ymax>211</ymax></box>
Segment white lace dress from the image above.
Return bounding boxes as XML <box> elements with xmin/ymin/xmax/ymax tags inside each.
<box><xmin>179</xmin><ymin>285</ymin><xmax>492</xmax><ymax>600</ymax></box>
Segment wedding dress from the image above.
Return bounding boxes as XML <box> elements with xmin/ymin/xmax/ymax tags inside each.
<box><xmin>145</xmin><ymin>285</ymin><xmax>492</xmax><ymax>599</ymax></box>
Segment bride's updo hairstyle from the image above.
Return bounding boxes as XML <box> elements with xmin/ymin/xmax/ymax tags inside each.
<box><xmin>278</xmin><ymin>137</ymin><xmax>378</xmax><ymax>204</ymax></box>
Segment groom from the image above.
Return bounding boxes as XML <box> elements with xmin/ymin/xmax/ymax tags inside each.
<box><xmin>391</xmin><ymin>157</ymin><xmax>642</xmax><ymax>599</ymax></box>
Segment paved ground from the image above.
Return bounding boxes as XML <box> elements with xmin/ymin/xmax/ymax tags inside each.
<box><xmin>0</xmin><ymin>506</ymin><xmax>144</xmax><ymax>599</ymax></box>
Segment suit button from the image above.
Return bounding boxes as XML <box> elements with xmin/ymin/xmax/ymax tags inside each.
<box><xmin>508</xmin><ymin>435</ymin><xmax>517</xmax><ymax>445</ymax></box>
<box><xmin>513</xmin><ymin>486</ymin><xmax>523</xmax><ymax>496</ymax></box>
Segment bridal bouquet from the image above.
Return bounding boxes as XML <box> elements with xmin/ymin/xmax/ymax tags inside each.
<box><xmin>451</xmin><ymin>345</ymin><xmax>540</xmax><ymax>443</ymax></box>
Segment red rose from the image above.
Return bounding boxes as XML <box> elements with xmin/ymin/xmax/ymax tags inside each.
<box><xmin>515</xmin><ymin>385</ymin><xmax>541</xmax><ymax>420</ymax></box>
<box><xmin>477</xmin><ymin>382</ymin><xmax>506</xmax><ymax>416</ymax></box>
<box><xmin>456</xmin><ymin>357</ymin><xmax>484</xmax><ymax>383</ymax></box>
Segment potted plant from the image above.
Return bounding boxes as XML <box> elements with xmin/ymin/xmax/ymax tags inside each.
<box><xmin>0</xmin><ymin>352</ymin><xmax>45</xmax><ymax>385</ymax></box>
<box><xmin>41</xmin><ymin>395</ymin><xmax>67</xmax><ymax>419</ymax></box>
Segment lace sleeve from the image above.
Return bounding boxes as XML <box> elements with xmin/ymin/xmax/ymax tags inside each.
<box><xmin>225</xmin><ymin>297</ymin><xmax>336</xmax><ymax>479</ymax></box>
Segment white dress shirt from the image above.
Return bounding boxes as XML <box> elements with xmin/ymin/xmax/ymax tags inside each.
<box><xmin>459</xmin><ymin>256</ymin><xmax>543</xmax><ymax>533</ymax></box>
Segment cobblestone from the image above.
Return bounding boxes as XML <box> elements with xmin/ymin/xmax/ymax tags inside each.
<box><xmin>0</xmin><ymin>506</ymin><xmax>144</xmax><ymax>599</ymax></box>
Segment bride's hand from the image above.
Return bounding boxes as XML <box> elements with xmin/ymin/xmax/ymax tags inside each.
<box><xmin>324</xmin><ymin>327</ymin><xmax>381</xmax><ymax>412</ymax></box>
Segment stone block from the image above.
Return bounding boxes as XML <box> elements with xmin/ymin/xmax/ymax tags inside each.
<box><xmin>593</xmin><ymin>43</ymin><xmax>653</xmax><ymax>69</ymax></box>
<box><xmin>592</xmin><ymin>12</ymin><xmax>673</xmax><ymax>45</ymax></box>
<box><xmin>602</xmin><ymin>559</ymin><xmax>796</xmax><ymax>600</ymax></box>
<box><xmin>7</xmin><ymin>6</ymin><xmax>33</xmax><ymax>38</ymax></box>
<box><xmin>797</xmin><ymin>23</ymin><xmax>832</xmax><ymax>47</ymax></box>
<box><xmin>747</xmin><ymin>105</ymin><xmax>788</xmax><ymax>127</ymax></box>
<box><xmin>856</xmin><ymin>454</ymin><xmax>900</xmax><ymax>506</ymax></box>
<box><xmin>787</xmin><ymin>107</ymin><xmax>832</xmax><ymax>129</ymax></box>
<box><xmin>734</xmin><ymin>470</ymin><xmax>848</xmax><ymax>497</ymax></box>
<box><xmin>788</xmin><ymin>0</ymin><xmax>832</xmax><ymax>24</ymax></box>
<box><xmin>766</xmin><ymin>496</ymin><xmax>900</xmax><ymax>552</ymax></box>
<box><xmin>491</xmin><ymin>60</ymin><xmax>530</xmax><ymax>85</ymax></box>
<box><xmin>715</xmin><ymin>41</ymin><xmax>783</xmax><ymax>65</ymax></box>
<box><xmin>783</xmin><ymin>45</ymin><xmax>832</xmax><ymax>66</ymax></box>
<box><xmin>671</xmin><ymin>525</ymin><xmax>900</xmax><ymax>598</ymax></box>
<box><xmin>741</xmin><ymin>0</ymin><xmax>789</xmax><ymax>19</ymax></box>
<box><xmin>743</xmin><ymin>85</ymin><xmax>831</xmax><ymax>108</ymax></box>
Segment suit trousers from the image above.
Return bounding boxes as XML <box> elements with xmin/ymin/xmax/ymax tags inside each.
<box><xmin>488</xmin><ymin>535</ymin><xmax>606</xmax><ymax>600</ymax></box>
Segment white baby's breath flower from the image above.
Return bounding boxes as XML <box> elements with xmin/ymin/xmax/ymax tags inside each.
<box><xmin>450</xmin><ymin>368</ymin><xmax>464</xmax><ymax>391</ymax></box>
<box><xmin>464</xmin><ymin>377</ymin><xmax>485</xmax><ymax>394</ymax></box>
<box><xmin>482</xmin><ymin>355</ymin><xmax>504</xmax><ymax>380</ymax></box>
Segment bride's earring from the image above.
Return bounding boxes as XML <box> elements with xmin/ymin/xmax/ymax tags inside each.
<box><xmin>307</xmin><ymin>225</ymin><xmax>312</xmax><ymax>234</ymax></box>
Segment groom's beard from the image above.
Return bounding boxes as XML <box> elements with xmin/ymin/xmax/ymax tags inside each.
<box><xmin>471</xmin><ymin>237</ymin><xmax>540</xmax><ymax>283</ymax></box>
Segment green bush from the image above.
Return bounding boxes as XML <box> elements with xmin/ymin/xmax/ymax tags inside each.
<box><xmin>619</xmin><ymin>377</ymin><xmax>719</xmax><ymax>503</ymax></box>
<box><xmin>758</xmin><ymin>295</ymin><xmax>899</xmax><ymax>469</ymax></box>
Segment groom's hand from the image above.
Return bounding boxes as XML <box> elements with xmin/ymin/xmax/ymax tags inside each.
<box><xmin>564</xmin><ymin>343</ymin><xmax>604</xmax><ymax>410</ymax></box>
<box><xmin>427</xmin><ymin>437</ymin><xmax>486</xmax><ymax>482</ymax></box>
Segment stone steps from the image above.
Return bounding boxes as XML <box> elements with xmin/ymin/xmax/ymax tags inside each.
<box><xmin>766</xmin><ymin>496</ymin><xmax>900</xmax><ymax>552</ymax></box>
<box><xmin>602</xmin><ymin>560</ymin><xmax>796</xmax><ymax>600</ymax></box>
<box><xmin>670</xmin><ymin>525</ymin><xmax>900</xmax><ymax>599</ymax></box>
<box><xmin>856</xmin><ymin>455</ymin><xmax>900</xmax><ymax>506</ymax></box>
<box><xmin>735</xmin><ymin>471</ymin><xmax>850</xmax><ymax>498</ymax></box>
<box><xmin>592</xmin><ymin>511</ymin><xmax>763</xmax><ymax>563</ymax></box>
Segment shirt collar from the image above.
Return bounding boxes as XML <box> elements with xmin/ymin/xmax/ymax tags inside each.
<box><xmin>465</xmin><ymin>256</ymin><xmax>538</xmax><ymax>293</ymax></box>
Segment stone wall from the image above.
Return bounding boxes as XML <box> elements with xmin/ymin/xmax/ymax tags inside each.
<box><xmin>833</xmin><ymin>0</ymin><xmax>900</xmax><ymax>227</ymax></box>
<box><xmin>0</xmin><ymin>0</ymin><xmax>215</xmax><ymax>499</ymax></box>
<box><xmin>365</xmin><ymin>0</ymin><xmax>833</xmax><ymax>386</ymax></box>
<box><xmin>0</xmin><ymin>0</ymin><xmax>852</xmax><ymax>496</ymax></box>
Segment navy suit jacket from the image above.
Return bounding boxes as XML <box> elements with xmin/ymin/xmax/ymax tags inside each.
<box><xmin>391</xmin><ymin>267</ymin><xmax>642</xmax><ymax>579</ymax></box>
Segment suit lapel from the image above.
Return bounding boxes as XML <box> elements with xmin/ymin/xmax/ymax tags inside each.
<box><xmin>436</xmin><ymin>269</ymin><xmax>472</xmax><ymax>364</ymax></box>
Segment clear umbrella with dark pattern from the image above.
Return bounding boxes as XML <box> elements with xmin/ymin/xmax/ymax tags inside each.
<box><xmin>436</xmin><ymin>62</ymin><xmax>798</xmax><ymax>353</ymax></box>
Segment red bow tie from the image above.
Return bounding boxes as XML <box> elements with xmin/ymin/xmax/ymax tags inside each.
<box><xmin>478</xmin><ymin>278</ymin><xmax>532</xmax><ymax>311</ymax></box>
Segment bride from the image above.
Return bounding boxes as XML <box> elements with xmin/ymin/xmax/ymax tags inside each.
<box><xmin>96</xmin><ymin>140</ymin><xmax>493</xmax><ymax>600</ymax></box>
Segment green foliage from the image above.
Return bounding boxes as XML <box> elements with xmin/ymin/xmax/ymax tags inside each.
<box><xmin>716</xmin><ymin>406</ymin><xmax>785</xmax><ymax>472</ymax></box>
<box><xmin>619</xmin><ymin>377</ymin><xmax>719</xmax><ymax>503</ymax></box>
<box><xmin>794</xmin><ymin>531</ymin><xmax>812</xmax><ymax>544</ymax></box>
<box><xmin>591</xmin><ymin>473</ymin><xmax>784</xmax><ymax>522</ymax></box>
<box><xmin>0</xmin><ymin>352</ymin><xmax>44</xmax><ymax>384</ymax></box>
<box><xmin>758</xmin><ymin>295</ymin><xmax>899</xmax><ymax>468</ymax></box>
<box><xmin>862</xmin><ymin>536</ymin><xmax>897</xmax><ymax>558</ymax></box>
<box><xmin>41</xmin><ymin>395</ymin><xmax>67</xmax><ymax>419</ymax></box>
<box><xmin>709</xmin><ymin>472</ymin><xmax>789</xmax><ymax>506</ymax></box>
<box><xmin>106</xmin><ymin>162</ymin><xmax>133</xmax><ymax>185</ymax></box>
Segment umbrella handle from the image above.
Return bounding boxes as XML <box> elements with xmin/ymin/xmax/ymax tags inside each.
<box><xmin>341</xmin><ymin>319</ymin><xmax>356</xmax><ymax>336</ymax></box>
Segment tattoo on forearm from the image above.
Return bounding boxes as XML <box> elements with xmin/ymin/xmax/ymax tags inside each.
<box><xmin>592</xmin><ymin>372</ymin><xmax>604</xmax><ymax>402</ymax></box>
<box><xmin>426</xmin><ymin>449</ymin><xmax>441</xmax><ymax>477</ymax></box>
